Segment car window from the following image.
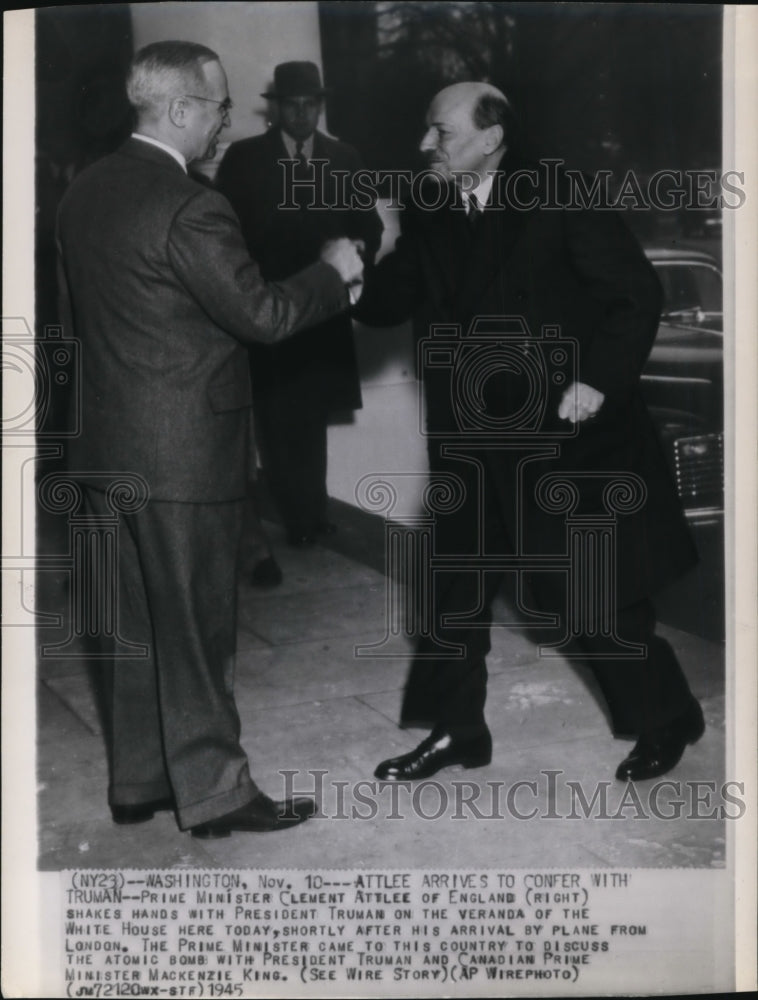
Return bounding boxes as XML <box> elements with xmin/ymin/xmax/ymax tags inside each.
<box><xmin>653</xmin><ymin>261</ymin><xmax>723</xmax><ymax>331</ymax></box>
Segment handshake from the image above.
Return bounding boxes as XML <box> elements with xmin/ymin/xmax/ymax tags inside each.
<box><xmin>320</xmin><ymin>238</ymin><xmax>365</xmax><ymax>302</ymax></box>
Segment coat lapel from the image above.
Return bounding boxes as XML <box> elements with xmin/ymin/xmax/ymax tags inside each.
<box><xmin>419</xmin><ymin>179</ymin><xmax>471</xmax><ymax>306</ymax></box>
<box><xmin>312</xmin><ymin>131</ymin><xmax>327</xmax><ymax>160</ymax></box>
<box><xmin>453</xmin><ymin>165</ymin><xmax>532</xmax><ymax>319</ymax></box>
<box><xmin>262</xmin><ymin>130</ymin><xmax>295</xmax><ymax>219</ymax></box>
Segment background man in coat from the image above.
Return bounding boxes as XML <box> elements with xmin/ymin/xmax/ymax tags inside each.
<box><xmin>57</xmin><ymin>41</ymin><xmax>363</xmax><ymax>838</ymax></box>
<box><xmin>217</xmin><ymin>61</ymin><xmax>383</xmax><ymax>546</ymax></box>
<box><xmin>356</xmin><ymin>82</ymin><xmax>704</xmax><ymax>784</ymax></box>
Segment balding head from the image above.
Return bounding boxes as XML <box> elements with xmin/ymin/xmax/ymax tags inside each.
<box><xmin>420</xmin><ymin>82</ymin><xmax>512</xmax><ymax>185</ymax></box>
<box><xmin>435</xmin><ymin>81</ymin><xmax>507</xmax><ymax>115</ymax></box>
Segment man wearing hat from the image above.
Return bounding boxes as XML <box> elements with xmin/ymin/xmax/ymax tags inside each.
<box><xmin>218</xmin><ymin>62</ymin><xmax>383</xmax><ymax>547</ymax></box>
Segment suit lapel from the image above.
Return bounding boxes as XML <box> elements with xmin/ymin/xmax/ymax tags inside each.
<box><xmin>420</xmin><ymin>181</ymin><xmax>471</xmax><ymax>305</ymax></box>
<box><xmin>265</xmin><ymin>130</ymin><xmax>294</xmax><ymax>214</ymax></box>
<box><xmin>312</xmin><ymin>131</ymin><xmax>326</xmax><ymax>160</ymax></box>
<box><xmin>454</xmin><ymin>167</ymin><xmax>531</xmax><ymax>317</ymax></box>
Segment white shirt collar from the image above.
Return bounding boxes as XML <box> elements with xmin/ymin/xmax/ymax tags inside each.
<box><xmin>461</xmin><ymin>171</ymin><xmax>495</xmax><ymax>211</ymax></box>
<box><xmin>280</xmin><ymin>131</ymin><xmax>315</xmax><ymax>160</ymax></box>
<box><xmin>132</xmin><ymin>133</ymin><xmax>187</xmax><ymax>173</ymax></box>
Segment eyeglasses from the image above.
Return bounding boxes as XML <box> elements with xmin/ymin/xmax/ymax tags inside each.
<box><xmin>184</xmin><ymin>95</ymin><xmax>233</xmax><ymax>121</ymax></box>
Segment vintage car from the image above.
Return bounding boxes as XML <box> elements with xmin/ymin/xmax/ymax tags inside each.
<box><xmin>641</xmin><ymin>247</ymin><xmax>724</xmax><ymax>526</ymax></box>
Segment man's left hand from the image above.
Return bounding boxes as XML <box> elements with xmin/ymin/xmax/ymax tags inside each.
<box><xmin>558</xmin><ymin>382</ymin><xmax>605</xmax><ymax>423</ymax></box>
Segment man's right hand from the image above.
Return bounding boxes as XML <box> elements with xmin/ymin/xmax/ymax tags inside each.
<box><xmin>320</xmin><ymin>238</ymin><xmax>364</xmax><ymax>288</ymax></box>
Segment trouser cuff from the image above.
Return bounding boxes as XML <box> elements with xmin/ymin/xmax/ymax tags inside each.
<box><xmin>176</xmin><ymin>780</ymin><xmax>260</xmax><ymax>830</ymax></box>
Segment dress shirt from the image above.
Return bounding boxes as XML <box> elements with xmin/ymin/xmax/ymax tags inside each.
<box><xmin>280</xmin><ymin>131</ymin><xmax>314</xmax><ymax>161</ymax></box>
<box><xmin>461</xmin><ymin>171</ymin><xmax>495</xmax><ymax>214</ymax></box>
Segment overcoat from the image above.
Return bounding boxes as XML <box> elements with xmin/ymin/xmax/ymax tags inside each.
<box><xmin>217</xmin><ymin>128</ymin><xmax>383</xmax><ymax>411</ymax></box>
<box><xmin>357</xmin><ymin>158</ymin><xmax>697</xmax><ymax>610</ymax></box>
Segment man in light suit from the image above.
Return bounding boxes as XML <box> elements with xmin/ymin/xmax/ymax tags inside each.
<box><xmin>357</xmin><ymin>82</ymin><xmax>704</xmax><ymax>784</ymax></box>
<box><xmin>217</xmin><ymin>62</ymin><xmax>383</xmax><ymax>547</ymax></box>
<box><xmin>57</xmin><ymin>41</ymin><xmax>363</xmax><ymax>837</ymax></box>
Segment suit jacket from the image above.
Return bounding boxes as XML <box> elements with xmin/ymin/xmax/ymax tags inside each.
<box><xmin>57</xmin><ymin>137</ymin><xmax>347</xmax><ymax>502</ymax></box>
<box><xmin>357</xmin><ymin>159</ymin><xmax>697</xmax><ymax>606</ymax></box>
<box><xmin>217</xmin><ymin>128</ymin><xmax>383</xmax><ymax>411</ymax></box>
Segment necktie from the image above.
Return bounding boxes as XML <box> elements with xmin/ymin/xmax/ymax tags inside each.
<box><xmin>295</xmin><ymin>141</ymin><xmax>308</xmax><ymax>174</ymax></box>
<box><xmin>294</xmin><ymin>141</ymin><xmax>310</xmax><ymax>208</ymax></box>
<box><xmin>467</xmin><ymin>192</ymin><xmax>481</xmax><ymax>228</ymax></box>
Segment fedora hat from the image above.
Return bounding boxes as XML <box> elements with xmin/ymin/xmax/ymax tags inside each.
<box><xmin>261</xmin><ymin>61</ymin><xmax>329</xmax><ymax>100</ymax></box>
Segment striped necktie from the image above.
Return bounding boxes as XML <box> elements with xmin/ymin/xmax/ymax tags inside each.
<box><xmin>294</xmin><ymin>141</ymin><xmax>310</xmax><ymax>208</ymax></box>
<box><xmin>467</xmin><ymin>192</ymin><xmax>482</xmax><ymax>232</ymax></box>
<box><xmin>295</xmin><ymin>141</ymin><xmax>308</xmax><ymax>174</ymax></box>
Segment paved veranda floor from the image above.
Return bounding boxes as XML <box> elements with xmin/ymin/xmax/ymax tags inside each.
<box><xmin>36</xmin><ymin>498</ymin><xmax>726</xmax><ymax>871</ymax></box>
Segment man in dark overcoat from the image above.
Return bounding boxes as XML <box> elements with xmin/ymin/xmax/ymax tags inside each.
<box><xmin>217</xmin><ymin>61</ymin><xmax>383</xmax><ymax>546</ymax></box>
<box><xmin>356</xmin><ymin>82</ymin><xmax>704</xmax><ymax>783</ymax></box>
<box><xmin>57</xmin><ymin>41</ymin><xmax>363</xmax><ymax>837</ymax></box>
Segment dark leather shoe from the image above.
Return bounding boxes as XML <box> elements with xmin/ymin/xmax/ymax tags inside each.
<box><xmin>615</xmin><ymin>699</ymin><xmax>705</xmax><ymax>781</ymax></box>
<box><xmin>111</xmin><ymin>797</ymin><xmax>174</xmax><ymax>825</ymax></box>
<box><xmin>251</xmin><ymin>555</ymin><xmax>283</xmax><ymax>587</ymax></box>
<box><xmin>190</xmin><ymin>793</ymin><xmax>317</xmax><ymax>838</ymax></box>
<box><xmin>374</xmin><ymin>727</ymin><xmax>492</xmax><ymax>782</ymax></box>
